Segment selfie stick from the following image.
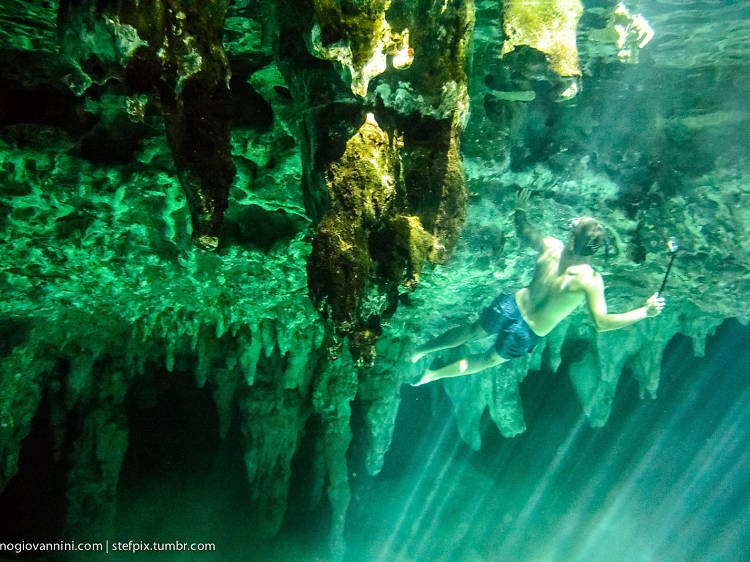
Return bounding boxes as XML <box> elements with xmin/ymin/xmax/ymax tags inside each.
<box><xmin>657</xmin><ymin>238</ymin><xmax>679</xmax><ymax>296</ymax></box>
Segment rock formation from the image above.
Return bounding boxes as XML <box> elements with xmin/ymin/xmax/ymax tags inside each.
<box><xmin>273</xmin><ymin>0</ymin><xmax>473</xmax><ymax>363</ymax></box>
<box><xmin>0</xmin><ymin>0</ymin><xmax>748</xmax><ymax>558</ymax></box>
<box><xmin>59</xmin><ymin>0</ymin><xmax>236</xmax><ymax>250</ymax></box>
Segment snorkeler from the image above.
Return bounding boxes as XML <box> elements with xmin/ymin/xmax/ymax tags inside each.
<box><xmin>409</xmin><ymin>188</ymin><xmax>665</xmax><ymax>386</ymax></box>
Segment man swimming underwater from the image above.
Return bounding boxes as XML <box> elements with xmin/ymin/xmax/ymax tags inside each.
<box><xmin>409</xmin><ymin>188</ymin><xmax>665</xmax><ymax>385</ymax></box>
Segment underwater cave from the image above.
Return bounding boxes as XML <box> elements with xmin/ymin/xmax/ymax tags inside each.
<box><xmin>1</xmin><ymin>0</ymin><xmax>750</xmax><ymax>560</ymax></box>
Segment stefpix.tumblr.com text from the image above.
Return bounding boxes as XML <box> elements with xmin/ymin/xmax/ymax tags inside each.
<box><xmin>0</xmin><ymin>540</ymin><xmax>216</xmax><ymax>555</ymax></box>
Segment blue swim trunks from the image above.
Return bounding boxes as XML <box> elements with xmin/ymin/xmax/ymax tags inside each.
<box><xmin>480</xmin><ymin>294</ymin><xmax>542</xmax><ymax>359</ymax></box>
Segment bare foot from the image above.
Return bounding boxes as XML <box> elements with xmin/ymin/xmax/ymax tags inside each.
<box><xmin>408</xmin><ymin>351</ymin><xmax>426</xmax><ymax>363</ymax></box>
<box><xmin>410</xmin><ymin>370</ymin><xmax>435</xmax><ymax>387</ymax></box>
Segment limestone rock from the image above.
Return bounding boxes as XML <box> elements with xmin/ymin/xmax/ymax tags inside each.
<box><xmin>0</xmin><ymin>1</ymin><xmax>748</xmax><ymax>559</ymax></box>
<box><xmin>501</xmin><ymin>0</ymin><xmax>584</xmax><ymax>78</ymax></box>
<box><xmin>59</xmin><ymin>0</ymin><xmax>236</xmax><ymax>249</ymax></box>
<box><xmin>274</xmin><ymin>0</ymin><xmax>474</xmax><ymax>362</ymax></box>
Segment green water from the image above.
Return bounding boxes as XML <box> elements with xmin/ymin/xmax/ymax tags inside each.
<box><xmin>1</xmin><ymin>0</ymin><xmax>749</xmax><ymax>560</ymax></box>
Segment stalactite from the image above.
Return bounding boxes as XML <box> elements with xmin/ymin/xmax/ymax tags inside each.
<box><xmin>358</xmin><ymin>362</ymin><xmax>402</xmax><ymax>475</ymax></box>
<box><xmin>64</xmin><ymin>366</ymin><xmax>129</xmax><ymax>539</ymax></box>
<box><xmin>238</xmin><ymin>386</ymin><xmax>308</xmax><ymax>536</ymax></box>
<box><xmin>684</xmin><ymin>316</ymin><xmax>724</xmax><ymax>358</ymax></box>
<box><xmin>629</xmin><ymin>323</ymin><xmax>681</xmax><ymax>400</ymax></box>
<box><xmin>488</xmin><ymin>360</ymin><xmax>529</xmax><ymax>438</ymax></box>
<box><xmin>240</xmin><ymin>326</ymin><xmax>263</xmax><ymax>387</ymax></box>
<box><xmin>165</xmin><ymin>338</ymin><xmax>176</xmax><ymax>373</ymax></box>
<box><xmin>211</xmin><ymin>367</ymin><xmax>241</xmax><ymax>439</ymax></box>
<box><xmin>58</xmin><ymin>0</ymin><xmax>236</xmax><ymax>249</ymax></box>
<box><xmin>274</xmin><ymin>0</ymin><xmax>474</xmax><ymax>362</ymax></box>
<box><xmin>0</xmin><ymin>345</ymin><xmax>51</xmax><ymax>491</ymax></box>
<box><xmin>261</xmin><ymin>318</ymin><xmax>278</xmax><ymax>359</ymax></box>
<box><xmin>283</xmin><ymin>348</ymin><xmax>311</xmax><ymax>392</ymax></box>
<box><xmin>65</xmin><ymin>353</ymin><xmax>95</xmax><ymax>410</ymax></box>
<box><xmin>195</xmin><ymin>326</ymin><xmax>212</xmax><ymax>388</ymax></box>
<box><xmin>534</xmin><ymin>317</ymin><xmax>572</xmax><ymax>374</ymax></box>
<box><xmin>443</xmin><ymin>375</ymin><xmax>488</xmax><ymax>451</ymax></box>
<box><xmin>311</xmin><ymin>360</ymin><xmax>357</xmax><ymax>559</ymax></box>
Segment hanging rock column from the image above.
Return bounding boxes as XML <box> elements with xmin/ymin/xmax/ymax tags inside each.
<box><xmin>272</xmin><ymin>0</ymin><xmax>474</xmax><ymax>363</ymax></box>
<box><xmin>0</xmin><ymin>342</ymin><xmax>51</xmax><ymax>493</ymax></box>
<box><xmin>58</xmin><ymin>0</ymin><xmax>235</xmax><ymax>250</ymax></box>
<box><xmin>63</xmin><ymin>365</ymin><xmax>129</xmax><ymax>540</ymax></box>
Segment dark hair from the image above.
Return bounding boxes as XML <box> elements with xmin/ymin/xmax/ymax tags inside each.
<box><xmin>571</xmin><ymin>218</ymin><xmax>607</xmax><ymax>256</ymax></box>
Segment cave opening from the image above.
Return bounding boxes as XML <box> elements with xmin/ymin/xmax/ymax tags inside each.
<box><xmin>115</xmin><ymin>368</ymin><xmax>253</xmax><ymax>551</ymax></box>
<box><xmin>280</xmin><ymin>411</ymin><xmax>331</xmax><ymax>554</ymax></box>
<box><xmin>0</xmin><ymin>388</ymin><xmax>69</xmax><ymax>544</ymax></box>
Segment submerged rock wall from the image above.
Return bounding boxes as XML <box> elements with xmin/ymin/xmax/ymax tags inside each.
<box><xmin>0</xmin><ymin>0</ymin><xmax>473</xmax><ymax>554</ymax></box>
<box><xmin>1</xmin><ymin>0</ymin><xmax>749</xmax><ymax>558</ymax></box>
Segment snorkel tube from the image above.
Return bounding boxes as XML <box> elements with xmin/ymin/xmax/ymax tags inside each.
<box><xmin>657</xmin><ymin>238</ymin><xmax>679</xmax><ymax>296</ymax></box>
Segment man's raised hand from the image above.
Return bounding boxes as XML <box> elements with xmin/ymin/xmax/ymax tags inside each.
<box><xmin>516</xmin><ymin>187</ymin><xmax>532</xmax><ymax>212</ymax></box>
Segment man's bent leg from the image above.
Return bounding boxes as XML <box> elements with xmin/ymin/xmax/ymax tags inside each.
<box><xmin>409</xmin><ymin>321</ymin><xmax>485</xmax><ymax>363</ymax></box>
<box><xmin>413</xmin><ymin>348</ymin><xmax>508</xmax><ymax>386</ymax></box>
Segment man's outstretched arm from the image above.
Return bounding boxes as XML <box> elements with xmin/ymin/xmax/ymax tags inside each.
<box><xmin>514</xmin><ymin>188</ymin><xmax>546</xmax><ymax>253</ymax></box>
<box><xmin>583</xmin><ymin>273</ymin><xmax>665</xmax><ymax>331</ymax></box>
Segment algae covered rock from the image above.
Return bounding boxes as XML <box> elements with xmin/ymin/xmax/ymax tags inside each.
<box><xmin>274</xmin><ymin>0</ymin><xmax>474</xmax><ymax>362</ymax></box>
<box><xmin>0</xmin><ymin>0</ymin><xmax>748</xmax><ymax>559</ymax></box>
<box><xmin>501</xmin><ymin>0</ymin><xmax>583</xmax><ymax>98</ymax></box>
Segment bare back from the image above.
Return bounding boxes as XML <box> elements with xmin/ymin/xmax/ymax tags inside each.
<box><xmin>515</xmin><ymin>237</ymin><xmax>595</xmax><ymax>337</ymax></box>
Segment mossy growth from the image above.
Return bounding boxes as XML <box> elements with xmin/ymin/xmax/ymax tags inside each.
<box><xmin>501</xmin><ymin>0</ymin><xmax>584</xmax><ymax>77</ymax></box>
<box><xmin>308</xmin><ymin>113</ymin><xmax>401</xmax><ymax>333</ymax></box>
<box><xmin>312</xmin><ymin>0</ymin><xmax>391</xmax><ymax>70</ymax></box>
